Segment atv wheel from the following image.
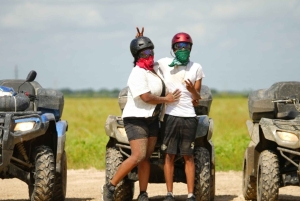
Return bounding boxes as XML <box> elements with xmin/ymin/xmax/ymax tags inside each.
<box><xmin>105</xmin><ymin>147</ymin><xmax>134</xmax><ymax>201</ymax></box>
<box><xmin>29</xmin><ymin>145</ymin><xmax>55</xmax><ymax>201</ymax></box>
<box><xmin>194</xmin><ymin>147</ymin><xmax>210</xmax><ymax>201</ymax></box>
<box><xmin>242</xmin><ymin>158</ymin><xmax>257</xmax><ymax>200</ymax></box>
<box><xmin>52</xmin><ymin>151</ymin><xmax>67</xmax><ymax>201</ymax></box>
<box><xmin>257</xmin><ymin>150</ymin><xmax>280</xmax><ymax>201</ymax></box>
<box><xmin>210</xmin><ymin>162</ymin><xmax>215</xmax><ymax>201</ymax></box>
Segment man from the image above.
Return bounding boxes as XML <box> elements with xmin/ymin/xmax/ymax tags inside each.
<box><xmin>156</xmin><ymin>32</ymin><xmax>205</xmax><ymax>201</ymax></box>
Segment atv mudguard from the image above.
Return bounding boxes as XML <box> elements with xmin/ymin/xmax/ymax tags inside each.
<box><xmin>195</xmin><ymin>115</ymin><xmax>213</xmax><ymax>140</ymax></box>
<box><xmin>55</xmin><ymin>120</ymin><xmax>68</xmax><ymax>173</ymax></box>
<box><xmin>105</xmin><ymin>115</ymin><xmax>128</xmax><ymax>144</ymax></box>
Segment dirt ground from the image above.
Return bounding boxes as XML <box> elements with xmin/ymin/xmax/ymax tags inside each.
<box><xmin>0</xmin><ymin>169</ymin><xmax>299</xmax><ymax>201</ymax></box>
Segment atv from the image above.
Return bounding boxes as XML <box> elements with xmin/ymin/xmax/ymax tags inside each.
<box><xmin>0</xmin><ymin>70</ymin><xmax>68</xmax><ymax>201</ymax></box>
<box><xmin>242</xmin><ymin>81</ymin><xmax>300</xmax><ymax>201</ymax></box>
<box><xmin>104</xmin><ymin>85</ymin><xmax>215</xmax><ymax>201</ymax></box>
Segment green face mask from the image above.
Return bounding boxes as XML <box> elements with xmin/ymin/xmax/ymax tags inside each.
<box><xmin>169</xmin><ymin>49</ymin><xmax>191</xmax><ymax>67</ymax></box>
<box><xmin>175</xmin><ymin>49</ymin><xmax>190</xmax><ymax>63</ymax></box>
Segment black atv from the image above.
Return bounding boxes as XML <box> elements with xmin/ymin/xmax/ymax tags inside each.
<box><xmin>243</xmin><ymin>81</ymin><xmax>300</xmax><ymax>201</ymax></box>
<box><xmin>0</xmin><ymin>70</ymin><xmax>68</xmax><ymax>201</ymax></box>
<box><xmin>104</xmin><ymin>85</ymin><xmax>215</xmax><ymax>201</ymax></box>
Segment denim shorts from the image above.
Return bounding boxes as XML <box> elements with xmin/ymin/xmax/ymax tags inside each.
<box><xmin>161</xmin><ymin>114</ymin><xmax>198</xmax><ymax>155</ymax></box>
<box><xmin>123</xmin><ymin>116</ymin><xmax>159</xmax><ymax>141</ymax></box>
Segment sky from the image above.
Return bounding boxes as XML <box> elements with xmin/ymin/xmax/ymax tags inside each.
<box><xmin>0</xmin><ymin>0</ymin><xmax>299</xmax><ymax>92</ymax></box>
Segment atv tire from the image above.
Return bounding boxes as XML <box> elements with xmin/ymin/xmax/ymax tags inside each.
<box><xmin>29</xmin><ymin>145</ymin><xmax>55</xmax><ymax>201</ymax></box>
<box><xmin>105</xmin><ymin>147</ymin><xmax>134</xmax><ymax>201</ymax></box>
<box><xmin>194</xmin><ymin>147</ymin><xmax>210</xmax><ymax>201</ymax></box>
<box><xmin>242</xmin><ymin>158</ymin><xmax>257</xmax><ymax>200</ymax></box>
<box><xmin>257</xmin><ymin>150</ymin><xmax>280</xmax><ymax>201</ymax></box>
<box><xmin>52</xmin><ymin>151</ymin><xmax>67</xmax><ymax>201</ymax></box>
<box><xmin>210</xmin><ymin>161</ymin><xmax>215</xmax><ymax>201</ymax></box>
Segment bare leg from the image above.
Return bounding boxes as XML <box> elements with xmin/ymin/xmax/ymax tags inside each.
<box><xmin>184</xmin><ymin>155</ymin><xmax>195</xmax><ymax>193</ymax></box>
<box><xmin>164</xmin><ymin>153</ymin><xmax>175</xmax><ymax>192</ymax></box>
<box><xmin>138</xmin><ymin>136</ymin><xmax>157</xmax><ymax>191</ymax></box>
<box><xmin>110</xmin><ymin>138</ymin><xmax>147</xmax><ymax>186</ymax></box>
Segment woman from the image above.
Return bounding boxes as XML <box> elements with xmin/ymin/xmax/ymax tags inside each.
<box><xmin>102</xmin><ymin>27</ymin><xmax>181</xmax><ymax>201</ymax></box>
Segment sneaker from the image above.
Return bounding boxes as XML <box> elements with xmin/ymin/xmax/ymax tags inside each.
<box><xmin>102</xmin><ymin>183</ymin><xmax>115</xmax><ymax>201</ymax></box>
<box><xmin>163</xmin><ymin>195</ymin><xmax>175</xmax><ymax>201</ymax></box>
<box><xmin>137</xmin><ymin>192</ymin><xmax>149</xmax><ymax>201</ymax></box>
<box><xmin>186</xmin><ymin>195</ymin><xmax>196</xmax><ymax>201</ymax></box>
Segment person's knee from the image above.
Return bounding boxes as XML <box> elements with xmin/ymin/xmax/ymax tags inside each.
<box><xmin>131</xmin><ymin>153</ymin><xmax>146</xmax><ymax>164</ymax></box>
<box><xmin>184</xmin><ymin>155</ymin><xmax>194</xmax><ymax>163</ymax></box>
<box><xmin>165</xmin><ymin>154</ymin><xmax>175</xmax><ymax>163</ymax></box>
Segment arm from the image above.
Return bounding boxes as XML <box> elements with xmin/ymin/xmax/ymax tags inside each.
<box><xmin>140</xmin><ymin>89</ymin><xmax>181</xmax><ymax>105</ymax></box>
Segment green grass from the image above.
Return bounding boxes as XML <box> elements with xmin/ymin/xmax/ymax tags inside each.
<box><xmin>62</xmin><ymin>98</ymin><xmax>121</xmax><ymax>169</ymax></box>
<box><xmin>209</xmin><ymin>97</ymin><xmax>250</xmax><ymax>171</ymax></box>
<box><xmin>62</xmin><ymin>97</ymin><xmax>251</xmax><ymax>171</ymax></box>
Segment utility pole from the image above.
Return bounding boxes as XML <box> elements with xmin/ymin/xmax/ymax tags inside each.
<box><xmin>14</xmin><ymin>65</ymin><xmax>18</xmax><ymax>79</ymax></box>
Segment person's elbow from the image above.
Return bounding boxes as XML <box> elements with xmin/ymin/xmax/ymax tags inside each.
<box><xmin>140</xmin><ymin>92</ymin><xmax>153</xmax><ymax>103</ymax></box>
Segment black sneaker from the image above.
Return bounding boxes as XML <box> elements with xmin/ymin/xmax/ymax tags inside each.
<box><xmin>137</xmin><ymin>192</ymin><xmax>149</xmax><ymax>201</ymax></box>
<box><xmin>186</xmin><ymin>195</ymin><xmax>196</xmax><ymax>201</ymax></box>
<box><xmin>163</xmin><ymin>195</ymin><xmax>175</xmax><ymax>201</ymax></box>
<box><xmin>102</xmin><ymin>183</ymin><xmax>115</xmax><ymax>201</ymax></box>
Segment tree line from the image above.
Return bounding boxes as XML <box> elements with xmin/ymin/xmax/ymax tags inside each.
<box><xmin>59</xmin><ymin>88</ymin><xmax>251</xmax><ymax>98</ymax></box>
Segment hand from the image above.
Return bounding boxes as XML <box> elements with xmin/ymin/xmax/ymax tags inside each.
<box><xmin>136</xmin><ymin>27</ymin><xmax>144</xmax><ymax>38</ymax></box>
<box><xmin>184</xmin><ymin>79</ymin><xmax>196</xmax><ymax>94</ymax></box>
<box><xmin>166</xmin><ymin>89</ymin><xmax>181</xmax><ymax>103</ymax></box>
<box><xmin>192</xmin><ymin>99</ymin><xmax>199</xmax><ymax>106</ymax></box>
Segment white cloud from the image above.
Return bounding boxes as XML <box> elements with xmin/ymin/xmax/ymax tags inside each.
<box><xmin>0</xmin><ymin>2</ymin><xmax>105</xmax><ymax>30</ymax></box>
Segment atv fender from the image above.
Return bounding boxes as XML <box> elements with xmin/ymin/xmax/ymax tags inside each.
<box><xmin>246</xmin><ymin>120</ymin><xmax>260</xmax><ymax>145</ymax></box>
<box><xmin>195</xmin><ymin>115</ymin><xmax>213</xmax><ymax>140</ymax></box>
<box><xmin>55</xmin><ymin>120</ymin><xmax>68</xmax><ymax>172</ymax></box>
<box><xmin>259</xmin><ymin>118</ymin><xmax>276</xmax><ymax>142</ymax></box>
<box><xmin>244</xmin><ymin>141</ymin><xmax>257</xmax><ymax>178</ymax></box>
<box><xmin>105</xmin><ymin>115</ymin><xmax>129</xmax><ymax>144</ymax></box>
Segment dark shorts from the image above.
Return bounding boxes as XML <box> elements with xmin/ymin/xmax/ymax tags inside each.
<box><xmin>161</xmin><ymin>114</ymin><xmax>198</xmax><ymax>155</ymax></box>
<box><xmin>123</xmin><ymin>116</ymin><xmax>159</xmax><ymax>141</ymax></box>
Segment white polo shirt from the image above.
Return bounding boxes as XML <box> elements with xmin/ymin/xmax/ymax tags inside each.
<box><xmin>122</xmin><ymin>65</ymin><xmax>165</xmax><ymax>118</ymax></box>
<box><xmin>156</xmin><ymin>57</ymin><xmax>205</xmax><ymax>117</ymax></box>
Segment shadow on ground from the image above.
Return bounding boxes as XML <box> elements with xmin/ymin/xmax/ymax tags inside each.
<box><xmin>134</xmin><ymin>194</ymin><xmax>238</xmax><ymax>201</ymax></box>
<box><xmin>0</xmin><ymin>199</ymin><xmax>93</xmax><ymax>201</ymax></box>
<box><xmin>279</xmin><ymin>194</ymin><xmax>300</xmax><ymax>201</ymax></box>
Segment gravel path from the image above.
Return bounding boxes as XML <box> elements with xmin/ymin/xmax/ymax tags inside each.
<box><xmin>0</xmin><ymin>169</ymin><xmax>299</xmax><ymax>201</ymax></box>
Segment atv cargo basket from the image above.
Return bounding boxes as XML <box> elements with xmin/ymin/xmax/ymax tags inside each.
<box><xmin>248</xmin><ymin>81</ymin><xmax>300</xmax><ymax>121</ymax></box>
<box><xmin>118</xmin><ymin>85</ymin><xmax>213</xmax><ymax>116</ymax></box>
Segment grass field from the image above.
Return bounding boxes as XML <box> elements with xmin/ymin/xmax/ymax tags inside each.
<box><xmin>62</xmin><ymin>97</ymin><xmax>250</xmax><ymax>171</ymax></box>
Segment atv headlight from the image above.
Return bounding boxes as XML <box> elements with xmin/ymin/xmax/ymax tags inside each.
<box><xmin>277</xmin><ymin>131</ymin><xmax>299</xmax><ymax>142</ymax></box>
<box><xmin>14</xmin><ymin>122</ymin><xmax>36</xmax><ymax>131</ymax></box>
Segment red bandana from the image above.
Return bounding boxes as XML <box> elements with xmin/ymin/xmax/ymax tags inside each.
<box><xmin>136</xmin><ymin>56</ymin><xmax>154</xmax><ymax>71</ymax></box>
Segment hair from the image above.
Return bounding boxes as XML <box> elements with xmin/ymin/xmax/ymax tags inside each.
<box><xmin>133</xmin><ymin>56</ymin><xmax>139</xmax><ymax>67</ymax></box>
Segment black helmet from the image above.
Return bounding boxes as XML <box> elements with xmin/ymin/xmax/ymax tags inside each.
<box><xmin>130</xmin><ymin>36</ymin><xmax>154</xmax><ymax>57</ymax></box>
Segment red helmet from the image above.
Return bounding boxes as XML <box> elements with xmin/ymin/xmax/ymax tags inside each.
<box><xmin>171</xmin><ymin>32</ymin><xmax>193</xmax><ymax>48</ymax></box>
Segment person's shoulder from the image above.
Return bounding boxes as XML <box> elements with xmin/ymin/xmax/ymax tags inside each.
<box><xmin>131</xmin><ymin>66</ymin><xmax>147</xmax><ymax>74</ymax></box>
<box><xmin>189</xmin><ymin>61</ymin><xmax>203</xmax><ymax>69</ymax></box>
<box><xmin>157</xmin><ymin>57</ymin><xmax>173</xmax><ymax>68</ymax></box>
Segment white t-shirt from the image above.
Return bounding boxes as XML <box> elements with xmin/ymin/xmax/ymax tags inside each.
<box><xmin>122</xmin><ymin>66</ymin><xmax>164</xmax><ymax>118</ymax></box>
<box><xmin>156</xmin><ymin>57</ymin><xmax>205</xmax><ymax>117</ymax></box>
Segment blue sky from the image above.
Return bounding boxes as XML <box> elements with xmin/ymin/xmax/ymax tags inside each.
<box><xmin>0</xmin><ymin>0</ymin><xmax>299</xmax><ymax>92</ymax></box>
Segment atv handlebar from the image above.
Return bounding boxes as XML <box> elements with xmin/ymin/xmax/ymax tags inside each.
<box><xmin>272</xmin><ymin>98</ymin><xmax>299</xmax><ymax>104</ymax></box>
<box><xmin>272</xmin><ymin>98</ymin><xmax>300</xmax><ymax>112</ymax></box>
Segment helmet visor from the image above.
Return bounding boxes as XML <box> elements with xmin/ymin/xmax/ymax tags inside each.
<box><xmin>174</xmin><ymin>42</ymin><xmax>192</xmax><ymax>51</ymax></box>
<box><xmin>139</xmin><ymin>49</ymin><xmax>154</xmax><ymax>58</ymax></box>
